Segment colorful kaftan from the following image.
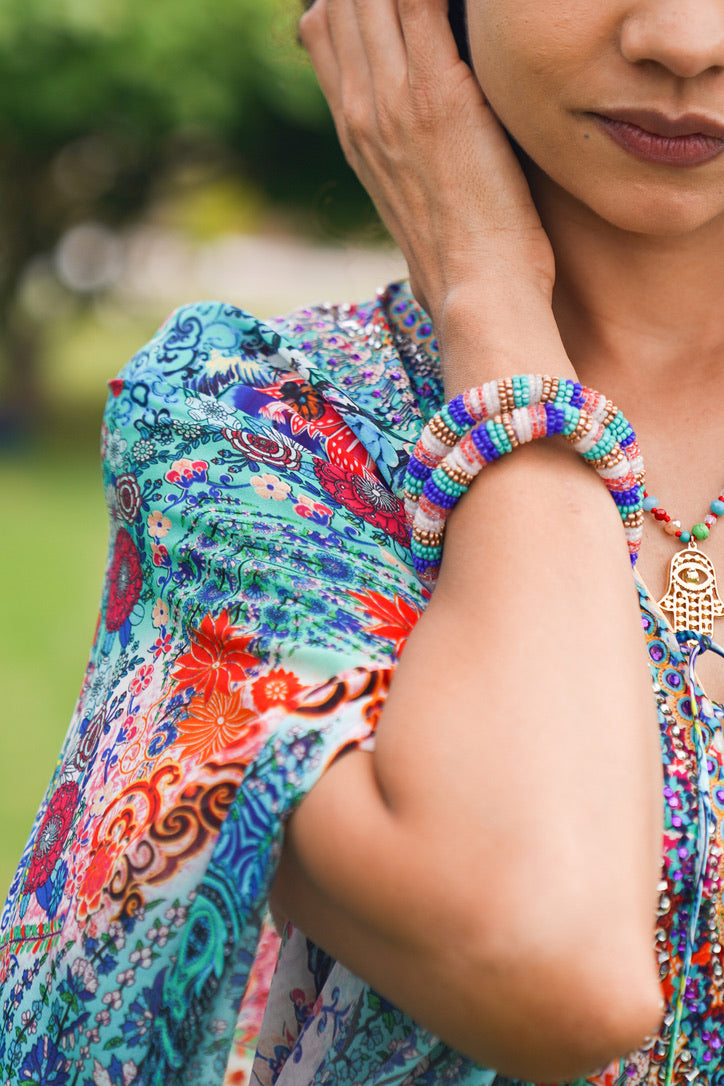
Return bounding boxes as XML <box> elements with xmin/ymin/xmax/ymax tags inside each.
<box><xmin>0</xmin><ymin>282</ymin><xmax>722</xmax><ymax>1086</ymax></box>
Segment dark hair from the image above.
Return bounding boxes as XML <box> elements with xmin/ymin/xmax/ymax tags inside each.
<box><xmin>448</xmin><ymin>0</ymin><xmax>470</xmax><ymax>65</ymax></box>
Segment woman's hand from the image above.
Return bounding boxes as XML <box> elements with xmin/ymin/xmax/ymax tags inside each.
<box><xmin>299</xmin><ymin>0</ymin><xmax>555</xmax><ymax>334</ymax></box>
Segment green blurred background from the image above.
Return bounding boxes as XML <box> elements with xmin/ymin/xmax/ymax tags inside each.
<box><xmin>0</xmin><ymin>0</ymin><xmax>405</xmax><ymax>897</ymax></box>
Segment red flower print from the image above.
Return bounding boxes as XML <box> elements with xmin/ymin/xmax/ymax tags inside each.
<box><xmin>252</xmin><ymin>668</ymin><xmax>303</xmax><ymax>712</ymax></box>
<box><xmin>105</xmin><ymin>528</ymin><xmax>143</xmax><ymax>632</ymax></box>
<box><xmin>151</xmin><ymin>541</ymin><xmax>169</xmax><ymax>567</ymax></box>
<box><xmin>223</xmin><ymin>427</ymin><xmax>302</xmax><ymax>471</ymax></box>
<box><xmin>293</xmin><ymin>493</ymin><xmax>333</xmax><ymax>526</ymax></box>
<box><xmin>116</xmin><ymin>473</ymin><xmax>142</xmax><ymax>524</ymax></box>
<box><xmin>24</xmin><ymin>781</ymin><xmax>79</xmax><ymax>893</ymax></box>
<box><xmin>129</xmin><ymin>663</ymin><xmax>154</xmax><ymax>697</ymax></box>
<box><xmin>172</xmin><ymin>610</ymin><xmax>258</xmax><ymax>701</ymax></box>
<box><xmin>348</xmin><ymin>589</ymin><xmax>422</xmax><ymax>655</ymax></box>
<box><xmin>78</xmin><ymin>840</ymin><xmax>119</xmax><ymax>916</ymax></box>
<box><xmin>178</xmin><ymin>689</ymin><xmax>263</xmax><ymax>763</ymax></box>
<box><xmin>313</xmin><ymin>460</ymin><xmax>409</xmax><ymax>544</ymax></box>
<box><xmin>153</xmin><ymin>632</ymin><xmax>173</xmax><ymax>659</ymax></box>
<box><xmin>165</xmin><ymin>457</ymin><xmax>208</xmax><ymax>488</ymax></box>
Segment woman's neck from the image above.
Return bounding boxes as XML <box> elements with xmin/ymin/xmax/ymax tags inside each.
<box><xmin>528</xmin><ymin>162</ymin><xmax>724</xmax><ymax>560</ymax></box>
<box><xmin>528</xmin><ymin>163</ymin><xmax>724</xmax><ymax>405</ymax></box>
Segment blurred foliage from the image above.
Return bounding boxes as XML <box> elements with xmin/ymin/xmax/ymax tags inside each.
<box><xmin>0</xmin><ymin>0</ymin><xmax>376</xmax><ymax>431</ymax></box>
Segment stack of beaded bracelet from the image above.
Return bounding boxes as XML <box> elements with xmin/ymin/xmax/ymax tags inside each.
<box><xmin>403</xmin><ymin>375</ymin><xmax>645</xmax><ymax>585</ymax></box>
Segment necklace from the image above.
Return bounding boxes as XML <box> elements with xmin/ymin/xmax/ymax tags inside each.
<box><xmin>643</xmin><ymin>489</ymin><xmax>724</xmax><ymax>635</ymax></box>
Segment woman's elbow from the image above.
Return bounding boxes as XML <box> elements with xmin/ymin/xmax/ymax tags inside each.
<box><xmin>447</xmin><ymin>907</ymin><xmax>663</xmax><ymax>1080</ymax></box>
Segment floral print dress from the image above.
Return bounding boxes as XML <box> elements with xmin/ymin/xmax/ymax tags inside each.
<box><xmin>0</xmin><ymin>282</ymin><xmax>722</xmax><ymax>1086</ymax></box>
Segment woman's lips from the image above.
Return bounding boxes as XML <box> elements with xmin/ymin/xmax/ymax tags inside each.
<box><xmin>590</xmin><ymin>112</ymin><xmax>724</xmax><ymax>166</ymax></box>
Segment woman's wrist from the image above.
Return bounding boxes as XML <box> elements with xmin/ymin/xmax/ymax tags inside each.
<box><xmin>431</xmin><ymin>280</ymin><xmax>575</xmax><ymax>396</ymax></box>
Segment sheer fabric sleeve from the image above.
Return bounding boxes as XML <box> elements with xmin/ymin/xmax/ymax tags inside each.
<box><xmin>0</xmin><ymin>299</ymin><xmax>429</xmax><ymax>1085</ymax></box>
<box><xmin>110</xmin><ymin>302</ymin><xmax>427</xmax><ymax>1080</ymax></box>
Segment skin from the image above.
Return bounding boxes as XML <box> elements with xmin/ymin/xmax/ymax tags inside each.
<box><xmin>271</xmin><ymin>0</ymin><xmax>724</xmax><ymax>1076</ymax></box>
<box><xmin>462</xmin><ymin>0</ymin><xmax>724</xmax><ymax>697</ymax></box>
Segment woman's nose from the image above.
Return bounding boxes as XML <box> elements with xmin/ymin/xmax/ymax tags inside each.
<box><xmin>620</xmin><ymin>1</ymin><xmax>724</xmax><ymax>79</ymax></box>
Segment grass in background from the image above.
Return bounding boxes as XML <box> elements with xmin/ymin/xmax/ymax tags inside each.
<box><xmin>0</xmin><ymin>432</ymin><xmax>108</xmax><ymax>897</ymax></box>
<box><xmin>0</xmin><ymin>311</ymin><xmax>157</xmax><ymax>898</ymax></box>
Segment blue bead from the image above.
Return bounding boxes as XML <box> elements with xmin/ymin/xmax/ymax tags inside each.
<box><xmin>471</xmin><ymin>425</ymin><xmax>500</xmax><ymax>462</ymax></box>
<box><xmin>423</xmin><ymin>481</ymin><xmax>457</xmax><ymax>509</ymax></box>
<box><xmin>711</xmin><ymin>499</ymin><xmax>724</xmax><ymax>516</ymax></box>
<box><xmin>407</xmin><ymin>458</ymin><xmax>429</xmax><ymax>481</ymax></box>
<box><xmin>448</xmin><ymin>395</ymin><xmax>473</xmax><ymax>428</ymax></box>
<box><xmin>413</xmin><ymin>555</ymin><xmax>437</xmax><ymax>574</ymax></box>
<box><xmin>544</xmin><ymin>403</ymin><xmax>565</xmax><ymax>433</ymax></box>
<box><xmin>642</xmin><ymin>495</ymin><xmax>658</xmax><ymax>512</ymax></box>
<box><xmin>680</xmin><ymin>531</ymin><xmax>691</xmax><ymax>543</ymax></box>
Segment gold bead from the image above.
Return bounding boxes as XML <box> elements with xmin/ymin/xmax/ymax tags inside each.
<box><xmin>500</xmin><ymin>413</ymin><xmax>519</xmax><ymax>448</ymax></box>
<box><xmin>412</xmin><ymin>526</ymin><xmax>444</xmax><ymax>545</ymax></box>
<box><xmin>428</xmin><ymin>416</ymin><xmax>458</xmax><ymax>446</ymax></box>
<box><xmin>441</xmin><ymin>463</ymin><xmax>474</xmax><ymax>486</ymax></box>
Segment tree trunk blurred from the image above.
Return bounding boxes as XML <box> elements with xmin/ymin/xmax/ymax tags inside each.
<box><xmin>0</xmin><ymin>313</ymin><xmax>42</xmax><ymax>443</ymax></box>
<box><xmin>0</xmin><ymin>145</ymin><xmax>55</xmax><ymax>443</ymax></box>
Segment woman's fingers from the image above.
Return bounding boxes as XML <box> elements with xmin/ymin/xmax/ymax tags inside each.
<box><xmin>325</xmin><ymin>0</ymin><xmax>373</xmax><ymax>91</ymax></box>
<box><xmin>353</xmin><ymin>0</ymin><xmax>407</xmax><ymax>82</ymax></box>
<box><xmin>299</xmin><ymin>1</ymin><xmax>343</xmax><ymax>116</ymax></box>
<box><xmin>397</xmin><ymin>0</ymin><xmax>464</xmax><ymax>82</ymax></box>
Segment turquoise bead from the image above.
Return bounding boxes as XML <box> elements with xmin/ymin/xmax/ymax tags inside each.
<box><xmin>680</xmin><ymin>531</ymin><xmax>692</xmax><ymax>543</ymax></box>
<box><xmin>642</xmin><ymin>495</ymin><xmax>658</xmax><ymax>512</ymax></box>
<box><xmin>512</xmin><ymin>375</ymin><xmax>528</xmax><ymax>407</ymax></box>
<box><xmin>711</xmin><ymin>499</ymin><xmax>724</xmax><ymax>517</ymax></box>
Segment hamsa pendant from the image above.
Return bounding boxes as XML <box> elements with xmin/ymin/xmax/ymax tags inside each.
<box><xmin>658</xmin><ymin>543</ymin><xmax>724</xmax><ymax>636</ymax></box>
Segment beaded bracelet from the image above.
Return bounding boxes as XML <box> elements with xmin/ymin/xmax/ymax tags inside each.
<box><xmin>403</xmin><ymin>376</ymin><xmax>645</xmax><ymax>585</ymax></box>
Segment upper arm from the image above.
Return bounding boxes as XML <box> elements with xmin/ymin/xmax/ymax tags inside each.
<box><xmin>273</xmin><ymin>443</ymin><xmax>664</xmax><ymax>1078</ymax></box>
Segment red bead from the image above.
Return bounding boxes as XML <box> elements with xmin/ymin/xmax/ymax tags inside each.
<box><xmin>654</xmin><ymin>509</ymin><xmax>669</xmax><ymax>521</ymax></box>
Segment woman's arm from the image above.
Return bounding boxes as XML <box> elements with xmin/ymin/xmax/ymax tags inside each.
<box><xmin>271</xmin><ymin>1</ymin><xmax>664</xmax><ymax>1077</ymax></box>
<box><xmin>274</xmin><ymin>442</ymin><xmax>663</xmax><ymax>1080</ymax></box>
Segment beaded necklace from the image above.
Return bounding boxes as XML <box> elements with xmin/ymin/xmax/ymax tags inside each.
<box><xmin>643</xmin><ymin>488</ymin><xmax>724</xmax><ymax>635</ymax></box>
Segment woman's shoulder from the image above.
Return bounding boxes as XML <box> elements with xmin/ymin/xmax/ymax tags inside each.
<box><xmin>113</xmin><ymin>281</ymin><xmax>441</xmax><ymax>399</ymax></box>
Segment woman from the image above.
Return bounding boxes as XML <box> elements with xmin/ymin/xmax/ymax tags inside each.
<box><xmin>1</xmin><ymin>0</ymin><xmax>722</xmax><ymax>1083</ymax></box>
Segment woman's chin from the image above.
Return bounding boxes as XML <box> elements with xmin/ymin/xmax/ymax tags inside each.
<box><xmin>529</xmin><ymin>158</ymin><xmax>724</xmax><ymax>242</ymax></box>
<box><xmin>587</xmin><ymin>185</ymin><xmax>724</xmax><ymax>240</ymax></box>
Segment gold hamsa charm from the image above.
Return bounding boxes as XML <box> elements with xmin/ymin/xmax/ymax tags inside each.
<box><xmin>658</xmin><ymin>543</ymin><xmax>724</xmax><ymax>636</ymax></box>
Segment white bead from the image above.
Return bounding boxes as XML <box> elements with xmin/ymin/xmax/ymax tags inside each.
<box><xmin>596</xmin><ymin>459</ymin><xmax>630</xmax><ymax>482</ymax></box>
<box><xmin>468</xmin><ymin>386</ymin><xmax>485</xmax><ymax>421</ymax></box>
<box><xmin>510</xmin><ymin>407</ymin><xmax>533</xmax><ymax>444</ymax></box>
<box><xmin>414</xmin><ymin>507</ymin><xmax>445</xmax><ymax>533</ymax></box>
<box><xmin>482</xmin><ymin>382</ymin><xmax>501</xmax><ymax>418</ymax></box>
<box><xmin>529</xmin><ymin>374</ymin><xmax>543</xmax><ymax>403</ymax></box>
<box><xmin>448</xmin><ymin>443</ymin><xmax>482</xmax><ymax>477</ymax></box>
<box><xmin>570</xmin><ymin>421</ymin><xmax>604</xmax><ymax>454</ymax></box>
<box><xmin>421</xmin><ymin>429</ymin><xmax>450</xmax><ymax>461</ymax></box>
